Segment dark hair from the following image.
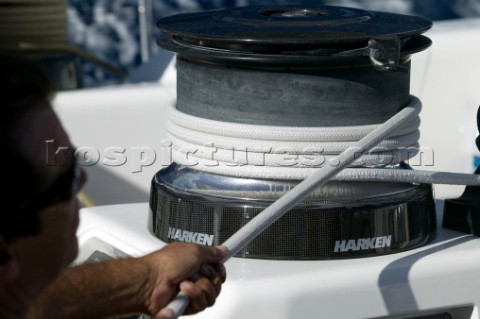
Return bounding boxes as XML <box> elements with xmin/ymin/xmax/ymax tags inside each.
<box><xmin>0</xmin><ymin>53</ymin><xmax>56</xmax><ymax>243</ymax></box>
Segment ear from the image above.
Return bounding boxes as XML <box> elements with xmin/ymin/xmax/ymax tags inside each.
<box><xmin>0</xmin><ymin>235</ymin><xmax>20</xmax><ymax>283</ymax></box>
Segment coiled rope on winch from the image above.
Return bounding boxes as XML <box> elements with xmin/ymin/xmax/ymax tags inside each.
<box><xmin>166</xmin><ymin>95</ymin><xmax>480</xmax><ymax>185</ymax></box>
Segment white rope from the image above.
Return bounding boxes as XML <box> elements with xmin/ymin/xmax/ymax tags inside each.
<box><xmin>166</xmin><ymin>96</ymin><xmax>480</xmax><ymax>186</ymax></box>
<box><xmin>166</xmin><ymin>122</ymin><xmax>420</xmax><ymax>153</ymax></box>
<box><xmin>336</xmin><ymin>168</ymin><xmax>480</xmax><ymax>185</ymax></box>
<box><xmin>167</xmin><ymin>97</ymin><xmax>422</xmax><ymax>178</ymax></box>
<box><xmin>170</xmin><ymin>147</ymin><xmax>420</xmax><ymax>176</ymax></box>
<box><xmin>167</xmin><ymin>103</ymin><xmax>421</xmax><ymax>141</ymax></box>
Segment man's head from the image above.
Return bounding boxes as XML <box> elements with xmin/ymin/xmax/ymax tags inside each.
<box><xmin>0</xmin><ymin>53</ymin><xmax>57</xmax><ymax>241</ymax></box>
<box><xmin>0</xmin><ymin>54</ymin><xmax>86</xmax><ymax>300</ymax></box>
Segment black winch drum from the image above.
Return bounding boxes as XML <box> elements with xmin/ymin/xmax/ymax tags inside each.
<box><xmin>150</xmin><ymin>5</ymin><xmax>436</xmax><ymax>260</ymax></box>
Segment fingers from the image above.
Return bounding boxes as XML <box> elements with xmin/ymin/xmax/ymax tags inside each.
<box><xmin>181</xmin><ymin>264</ymin><xmax>225</xmax><ymax>315</ymax></box>
<box><xmin>200</xmin><ymin>264</ymin><xmax>223</xmax><ymax>296</ymax></box>
<box><xmin>146</xmin><ymin>243</ymin><xmax>228</xmax><ymax>318</ymax></box>
<box><xmin>214</xmin><ymin>263</ymin><xmax>227</xmax><ymax>283</ymax></box>
<box><xmin>181</xmin><ymin>280</ymin><xmax>210</xmax><ymax>314</ymax></box>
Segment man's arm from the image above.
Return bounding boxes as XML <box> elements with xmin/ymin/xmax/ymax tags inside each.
<box><xmin>27</xmin><ymin>243</ymin><xmax>227</xmax><ymax>319</ymax></box>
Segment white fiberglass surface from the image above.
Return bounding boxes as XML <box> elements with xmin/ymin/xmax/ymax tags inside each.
<box><xmin>76</xmin><ymin>202</ymin><xmax>480</xmax><ymax>319</ymax></box>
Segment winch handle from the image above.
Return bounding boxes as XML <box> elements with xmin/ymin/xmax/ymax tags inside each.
<box><xmin>165</xmin><ymin>291</ymin><xmax>190</xmax><ymax>317</ymax></box>
<box><xmin>164</xmin><ymin>96</ymin><xmax>422</xmax><ymax>318</ymax></box>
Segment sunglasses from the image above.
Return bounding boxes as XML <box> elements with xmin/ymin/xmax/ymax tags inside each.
<box><xmin>34</xmin><ymin>157</ymin><xmax>82</xmax><ymax>212</ymax></box>
<box><xmin>1</xmin><ymin>158</ymin><xmax>81</xmax><ymax>243</ymax></box>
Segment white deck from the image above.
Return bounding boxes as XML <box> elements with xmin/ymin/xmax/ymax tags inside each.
<box><xmin>75</xmin><ymin>201</ymin><xmax>480</xmax><ymax>319</ymax></box>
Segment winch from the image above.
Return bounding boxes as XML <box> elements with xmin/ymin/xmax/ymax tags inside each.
<box><xmin>150</xmin><ymin>5</ymin><xmax>436</xmax><ymax>260</ymax></box>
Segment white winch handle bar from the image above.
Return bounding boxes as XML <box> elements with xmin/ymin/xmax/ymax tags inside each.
<box><xmin>165</xmin><ymin>96</ymin><xmax>422</xmax><ymax>318</ymax></box>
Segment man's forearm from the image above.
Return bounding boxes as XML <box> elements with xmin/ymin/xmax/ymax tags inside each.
<box><xmin>27</xmin><ymin>258</ymin><xmax>152</xmax><ymax>319</ymax></box>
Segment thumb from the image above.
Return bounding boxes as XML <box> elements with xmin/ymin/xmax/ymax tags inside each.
<box><xmin>155</xmin><ymin>308</ymin><xmax>175</xmax><ymax>319</ymax></box>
